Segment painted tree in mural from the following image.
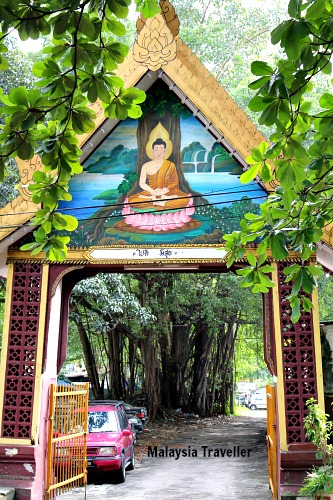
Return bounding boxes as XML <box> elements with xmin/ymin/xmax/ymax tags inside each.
<box><xmin>129</xmin><ymin>79</ymin><xmax>193</xmax><ymax>197</ymax></box>
<box><xmin>81</xmin><ymin>79</ymin><xmax>204</xmax><ymax>242</ymax></box>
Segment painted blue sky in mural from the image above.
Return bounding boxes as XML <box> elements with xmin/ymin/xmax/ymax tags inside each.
<box><xmin>60</xmin><ymin>114</ymin><xmax>267</xmax><ymax>247</ymax></box>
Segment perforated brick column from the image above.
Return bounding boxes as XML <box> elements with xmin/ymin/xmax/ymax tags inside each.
<box><xmin>1</xmin><ymin>262</ymin><xmax>43</xmax><ymax>438</ymax></box>
<box><xmin>276</xmin><ymin>262</ymin><xmax>318</xmax><ymax>445</ymax></box>
<box><xmin>276</xmin><ymin>261</ymin><xmax>324</xmax><ymax>497</ymax></box>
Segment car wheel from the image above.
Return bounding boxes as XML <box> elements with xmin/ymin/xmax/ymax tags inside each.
<box><xmin>127</xmin><ymin>449</ymin><xmax>135</xmax><ymax>471</ymax></box>
<box><xmin>115</xmin><ymin>455</ymin><xmax>126</xmax><ymax>483</ymax></box>
<box><xmin>250</xmin><ymin>404</ymin><xmax>257</xmax><ymax>410</ymax></box>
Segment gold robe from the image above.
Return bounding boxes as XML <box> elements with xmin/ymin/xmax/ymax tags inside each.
<box><xmin>128</xmin><ymin>159</ymin><xmax>189</xmax><ymax>210</ymax></box>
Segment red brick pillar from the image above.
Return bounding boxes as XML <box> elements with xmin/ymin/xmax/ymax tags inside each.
<box><xmin>272</xmin><ymin>261</ymin><xmax>324</xmax><ymax>498</ymax></box>
<box><xmin>0</xmin><ymin>262</ymin><xmax>50</xmax><ymax>499</ymax></box>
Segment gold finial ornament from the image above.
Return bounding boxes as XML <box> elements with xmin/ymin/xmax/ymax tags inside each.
<box><xmin>145</xmin><ymin>122</ymin><xmax>173</xmax><ymax>159</ymax></box>
<box><xmin>137</xmin><ymin>0</ymin><xmax>179</xmax><ymax>37</ymax></box>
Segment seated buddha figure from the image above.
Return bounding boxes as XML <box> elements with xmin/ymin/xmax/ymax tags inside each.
<box><xmin>128</xmin><ymin>137</ymin><xmax>189</xmax><ymax>211</ymax></box>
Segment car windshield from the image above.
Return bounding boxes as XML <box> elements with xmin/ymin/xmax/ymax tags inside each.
<box><xmin>88</xmin><ymin>411</ymin><xmax>118</xmax><ymax>433</ymax></box>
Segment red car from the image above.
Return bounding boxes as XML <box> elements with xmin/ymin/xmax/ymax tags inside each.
<box><xmin>86</xmin><ymin>401</ymin><xmax>135</xmax><ymax>483</ymax></box>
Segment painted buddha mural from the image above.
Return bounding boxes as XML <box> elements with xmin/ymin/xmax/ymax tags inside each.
<box><xmin>121</xmin><ymin>122</ymin><xmax>197</xmax><ymax>232</ymax></box>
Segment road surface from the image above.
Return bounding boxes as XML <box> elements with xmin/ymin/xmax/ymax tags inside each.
<box><xmin>58</xmin><ymin>411</ymin><xmax>271</xmax><ymax>500</ymax></box>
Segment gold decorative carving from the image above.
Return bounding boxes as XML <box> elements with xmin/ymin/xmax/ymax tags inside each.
<box><xmin>137</xmin><ymin>0</ymin><xmax>179</xmax><ymax>38</ymax></box>
<box><xmin>133</xmin><ymin>14</ymin><xmax>177</xmax><ymax>70</ymax></box>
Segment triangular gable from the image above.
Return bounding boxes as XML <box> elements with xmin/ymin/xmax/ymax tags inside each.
<box><xmin>3</xmin><ymin>0</ymin><xmax>333</xmax><ymax>265</ymax></box>
<box><xmin>59</xmin><ymin>77</ymin><xmax>267</xmax><ymax>250</ymax></box>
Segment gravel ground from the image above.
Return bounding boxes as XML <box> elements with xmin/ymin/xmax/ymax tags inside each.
<box><xmin>57</xmin><ymin>410</ymin><xmax>271</xmax><ymax>500</ymax></box>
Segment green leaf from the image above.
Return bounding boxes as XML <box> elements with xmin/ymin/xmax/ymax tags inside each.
<box><xmin>240</xmin><ymin>163</ymin><xmax>260</xmax><ymax>183</ymax></box>
<box><xmin>319</xmin><ymin>93</ymin><xmax>333</xmax><ymax>110</ymax></box>
<box><xmin>305</xmin><ymin>0</ymin><xmax>326</xmax><ymax>21</ymax></box>
<box><xmin>247</xmin><ymin>252</ymin><xmax>257</xmax><ymax>267</ymax></box>
<box><xmin>284</xmin><ymin>20</ymin><xmax>310</xmax><ymax>59</ymax></box>
<box><xmin>141</xmin><ymin>0</ymin><xmax>161</xmax><ymax>18</ymax></box>
<box><xmin>248</xmin><ymin>95</ymin><xmax>273</xmax><ymax>112</ymax></box>
<box><xmin>96</xmin><ymin>80</ymin><xmax>111</xmax><ymax>103</ymax></box>
<box><xmin>0</xmin><ymin>54</ymin><xmax>8</xmax><ymax>70</ymax></box>
<box><xmin>17</xmin><ymin>140</ymin><xmax>33</xmax><ymax>160</ymax></box>
<box><xmin>290</xmin><ymin>296</ymin><xmax>301</xmax><ymax>323</ymax></box>
<box><xmin>33</xmin><ymin>171</ymin><xmax>48</xmax><ymax>183</ymax></box>
<box><xmin>301</xmin><ymin>296</ymin><xmax>313</xmax><ymax>312</ymax></box>
<box><xmin>127</xmin><ymin>104</ymin><xmax>142</xmax><ymax>119</ymax></box>
<box><xmin>288</xmin><ymin>0</ymin><xmax>302</xmax><ymax>18</ymax></box>
<box><xmin>271</xmin><ymin>19</ymin><xmax>293</xmax><ymax>45</ymax></box>
<box><xmin>76</xmin><ymin>14</ymin><xmax>96</xmax><ymax>38</ymax></box>
<box><xmin>115</xmin><ymin>100</ymin><xmax>128</xmax><ymax>119</ymax></box>
<box><xmin>47</xmin><ymin>247</ymin><xmax>67</xmax><ymax>261</ymax></box>
<box><xmin>259</xmin><ymin>264</ymin><xmax>275</xmax><ymax>273</ymax></box>
<box><xmin>306</xmin><ymin>265</ymin><xmax>323</xmax><ymax>277</ymax></box>
<box><xmin>106</xmin><ymin>18</ymin><xmax>126</xmax><ymax>36</ymax></box>
<box><xmin>20</xmin><ymin>242</ymin><xmax>39</xmax><ymax>251</ymax></box>
<box><xmin>258</xmin><ymin>102</ymin><xmax>279</xmax><ymax>126</ymax></box>
<box><xmin>291</xmin><ymin>270</ymin><xmax>302</xmax><ymax>295</ymax></box>
<box><xmin>251</xmin><ymin>61</ymin><xmax>274</xmax><ymax>76</ymax></box>
<box><xmin>248</xmin><ymin>76</ymin><xmax>269</xmax><ymax>91</ymax></box>
<box><xmin>270</xmin><ymin>234</ymin><xmax>289</xmax><ymax>259</ymax></box>
<box><xmin>106</xmin><ymin>0</ymin><xmax>130</xmax><ymax>19</ymax></box>
<box><xmin>53</xmin><ymin>13</ymin><xmax>69</xmax><ymax>37</ymax></box>
<box><xmin>60</xmin><ymin>214</ymin><xmax>78</xmax><ymax>231</ymax></box>
<box><xmin>301</xmin><ymin>268</ymin><xmax>315</xmax><ymax>294</ymax></box>
<box><xmin>260</xmin><ymin>162</ymin><xmax>272</xmax><ymax>182</ymax></box>
<box><xmin>87</xmin><ymin>81</ymin><xmax>98</xmax><ymax>102</ymax></box>
<box><xmin>8</xmin><ymin>86</ymin><xmax>29</xmax><ymax>106</ymax></box>
<box><xmin>257</xmin><ymin>271</ymin><xmax>275</xmax><ymax>288</ymax></box>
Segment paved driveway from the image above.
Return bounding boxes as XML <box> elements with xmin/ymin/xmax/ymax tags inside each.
<box><xmin>58</xmin><ymin>412</ymin><xmax>272</xmax><ymax>500</ymax></box>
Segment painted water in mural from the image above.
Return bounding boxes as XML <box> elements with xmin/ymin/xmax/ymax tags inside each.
<box><xmin>61</xmin><ymin>82</ymin><xmax>267</xmax><ymax>247</ymax></box>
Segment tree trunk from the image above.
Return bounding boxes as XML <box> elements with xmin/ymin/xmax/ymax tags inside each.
<box><xmin>106</xmin><ymin>326</ymin><xmax>125</xmax><ymax>399</ymax></box>
<box><xmin>189</xmin><ymin>322</ymin><xmax>213</xmax><ymax>417</ymax></box>
<box><xmin>128</xmin><ymin>338</ymin><xmax>137</xmax><ymax>394</ymax></box>
<box><xmin>169</xmin><ymin>323</ymin><xmax>192</xmax><ymax>409</ymax></box>
<box><xmin>140</xmin><ymin>330</ymin><xmax>159</xmax><ymax>421</ymax></box>
<box><xmin>75</xmin><ymin>318</ymin><xmax>104</xmax><ymax>399</ymax></box>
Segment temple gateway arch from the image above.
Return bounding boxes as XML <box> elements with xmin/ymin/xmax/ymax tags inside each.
<box><xmin>0</xmin><ymin>2</ymin><xmax>331</xmax><ymax>498</ymax></box>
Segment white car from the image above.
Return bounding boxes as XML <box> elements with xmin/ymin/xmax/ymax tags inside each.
<box><xmin>248</xmin><ymin>389</ymin><xmax>267</xmax><ymax>410</ymax></box>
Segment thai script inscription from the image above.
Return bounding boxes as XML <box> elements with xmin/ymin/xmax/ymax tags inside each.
<box><xmin>132</xmin><ymin>249</ymin><xmax>176</xmax><ymax>258</ymax></box>
<box><xmin>133</xmin><ymin>249</ymin><xmax>149</xmax><ymax>257</ymax></box>
<box><xmin>159</xmin><ymin>249</ymin><xmax>173</xmax><ymax>258</ymax></box>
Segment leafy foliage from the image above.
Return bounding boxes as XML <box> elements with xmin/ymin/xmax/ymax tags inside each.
<box><xmin>224</xmin><ymin>0</ymin><xmax>332</xmax><ymax>321</ymax></box>
<box><xmin>300</xmin><ymin>398</ymin><xmax>333</xmax><ymax>497</ymax></box>
<box><xmin>318</xmin><ymin>275</ymin><xmax>333</xmax><ymax>321</ymax></box>
<box><xmin>0</xmin><ymin>0</ymin><xmax>159</xmax><ymax>260</ymax></box>
<box><xmin>173</xmin><ymin>0</ymin><xmax>288</xmax><ymax>130</ymax></box>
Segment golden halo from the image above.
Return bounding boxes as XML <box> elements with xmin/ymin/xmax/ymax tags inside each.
<box><xmin>146</xmin><ymin>122</ymin><xmax>173</xmax><ymax>159</ymax></box>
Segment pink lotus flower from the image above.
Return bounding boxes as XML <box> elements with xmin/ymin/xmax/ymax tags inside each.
<box><xmin>122</xmin><ymin>199</ymin><xmax>132</xmax><ymax>216</ymax></box>
<box><xmin>153</xmin><ymin>214</ymin><xmax>162</xmax><ymax>231</ymax></box>
<box><xmin>122</xmin><ymin>196</ymin><xmax>195</xmax><ymax>231</ymax></box>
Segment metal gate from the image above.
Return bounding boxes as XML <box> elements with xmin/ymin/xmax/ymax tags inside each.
<box><xmin>45</xmin><ymin>382</ymin><xmax>89</xmax><ymax>499</ymax></box>
<box><xmin>266</xmin><ymin>384</ymin><xmax>277</xmax><ymax>500</ymax></box>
